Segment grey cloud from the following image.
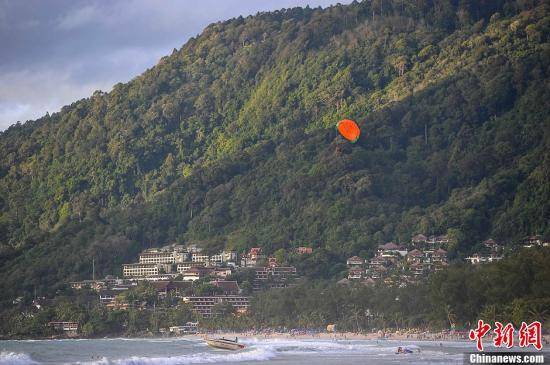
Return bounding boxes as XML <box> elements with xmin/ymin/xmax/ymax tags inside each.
<box><xmin>0</xmin><ymin>0</ymin><xmax>351</xmax><ymax>131</ymax></box>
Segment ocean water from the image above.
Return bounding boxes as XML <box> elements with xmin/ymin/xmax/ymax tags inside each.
<box><xmin>0</xmin><ymin>337</ymin><xmax>470</xmax><ymax>365</ymax></box>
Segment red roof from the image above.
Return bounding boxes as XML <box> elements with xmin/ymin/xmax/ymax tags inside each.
<box><xmin>433</xmin><ymin>248</ymin><xmax>447</xmax><ymax>256</ymax></box>
<box><xmin>210</xmin><ymin>280</ymin><xmax>240</xmax><ymax>294</ymax></box>
<box><xmin>378</xmin><ymin>242</ymin><xmax>403</xmax><ymax>250</ymax></box>
<box><xmin>250</xmin><ymin>247</ymin><xmax>262</xmax><ymax>255</ymax></box>
<box><xmin>408</xmin><ymin>249</ymin><xmax>423</xmax><ymax>257</ymax></box>
<box><xmin>412</xmin><ymin>234</ymin><xmax>427</xmax><ymax>242</ymax></box>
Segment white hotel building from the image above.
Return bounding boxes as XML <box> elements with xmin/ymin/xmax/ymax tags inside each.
<box><xmin>123</xmin><ymin>263</ymin><xmax>172</xmax><ymax>278</ymax></box>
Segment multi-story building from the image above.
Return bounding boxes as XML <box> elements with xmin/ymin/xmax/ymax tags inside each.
<box><xmin>138</xmin><ymin>248</ymin><xmax>189</xmax><ymax>264</ymax></box>
<box><xmin>182</xmin><ymin>296</ymin><xmax>250</xmax><ymax>318</ymax></box>
<box><xmin>214</xmin><ymin>267</ymin><xmax>233</xmax><ymax>279</ymax></box>
<box><xmin>123</xmin><ymin>263</ymin><xmax>172</xmax><ymax>278</ymax></box>
<box><xmin>176</xmin><ymin>261</ymin><xmax>206</xmax><ymax>273</ymax></box>
<box><xmin>222</xmin><ymin>251</ymin><xmax>238</xmax><ymax>262</ymax></box>
<box><xmin>191</xmin><ymin>253</ymin><xmax>210</xmax><ymax>264</ymax></box>
<box><xmin>254</xmin><ymin>266</ymin><xmax>297</xmax><ymax>290</ymax></box>
<box><xmin>209</xmin><ymin>253</ymin><xmax>224</xmax><ymax>265</ymax></box>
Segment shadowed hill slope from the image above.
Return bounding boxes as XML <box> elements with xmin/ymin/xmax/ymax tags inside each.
<box><xmin>0</xmin><ymin>0</ymin><xmax>549</xmax><ymax>299</ymax></box>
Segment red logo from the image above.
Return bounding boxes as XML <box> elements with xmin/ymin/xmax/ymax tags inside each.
<box><xmin>493</xmin><ymin>322</ymin><xmax>514</xmax><ymax>348</ymax></box>
<box><xmin>469</xmin><ymin>320</ymin><xmax>492</xmax><ymax>351</ymax></box>
<box><xmin>519</xmin><ymin>321</ymin><xmax>542</xmax><ymax>350</ymax></box>
<box><xmin>469</xmin><ymin>320</ymin><xmax>543</xmax><ymax>351</ymax></box>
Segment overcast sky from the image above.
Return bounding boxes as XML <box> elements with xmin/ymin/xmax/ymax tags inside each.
<box><xmin>0</xmin><ymin>0</ymin><xmax>351</xmax><ymax>131</ymax></box>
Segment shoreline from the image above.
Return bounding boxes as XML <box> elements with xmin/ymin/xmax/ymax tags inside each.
<box><xmin>198</xmin><ymin>330</ymin><xmax>470</xmax><ymax>343</ymax></box>
<box><xmin>0</xmin><ymin>330</ymin><xmax>469</xmax><ymax>342</ymax></box>
<box><xmin>6</xmin><ymin>331</ymin><xmax>549</xmax><ymax>344</ymax></box>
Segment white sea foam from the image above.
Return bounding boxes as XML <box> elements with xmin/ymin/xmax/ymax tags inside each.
<box><xmin>242</xmin><ymin>338</ymin><xmax>386</xmax><ymax>354</ymax></box>
<box><xmin>73</xmin><ymin>347</ymin><xmax>277</xmax><ymax>365</ymax></box>
<box><xmin>0</xmin><ymin>351</ymin><xmax>38</xmax><ymax>365</ymax></box>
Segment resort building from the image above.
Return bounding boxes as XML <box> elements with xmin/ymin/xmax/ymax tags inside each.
<box><xmin>346</xmin><ymin>256</ymin><xmax>364</xmax><ymax>267</ymax></box>
<box><xmin>407</xmin><ymin>249</ymin><xmax>424</xmax><ymax>264</ymax></box>
<box><xmin>138</xmin><ymin>246</ymin><xmax>190</xmax><ymax>264</ymax></box>
<box><xmin>213</xmin><ymin>267</ymin><xmax>233</xmax><ymax>279</ymax></box>
<box><xmin>254</xmin><ymin>266</ymin><xmax>297</xmax><ymax>290</ymax></box>
<box><xmin>465</xmin><ymin>253</ymin><xmax>503</xmax><ymax>265</ymax></box>
<box><xmin>295</xmin><ymin>246</ymin><xmax>313</xmax><ymax>254</ymax></box>
<box><xmin>411</xmin><ymin>234</ymin><xmax>428</xmax><ymax>245</ymax></box>
<box><xmin>181</xmin><ymin>267</ymin><xmax>213</xmax><ymax>281</ymax></box>
<box><xmin>377</xmin><ymin>242</ymin><xmax>407</xmax><ymax>257</ymax></box>
<box><xmin>182</xmin><ymin>296</ymin><xmax>250</xmax><ymax>318</ymax></box>
<box><xmin>191</xmin><ymin>253</ymin><xmax>210</xmax><ymax>264</ymax></box>
<box><xmin>431</xmin><ymin>248</ymin><xmax>448</xmax><ymax>264</ymax></box>
<box><xmin>210</xmin><ymin>280</ymin><xmax>240</xmax><ymax>295</ymax></box>
<box><xmin>348</xmin><ymin>268</ymin><xmax>363</xmax><ymax>280</ymax></box>
<box><xmin>169</xmin><ymin>322</ymin><xmax>199</xmax><ymax>335</ymax></box>
<box><xmin>122</xmin><ymin>263</ymin><xmax>172</xmax><ymax>278</ymax></box>
<box><xmin>149</xmin><ymin>281</ymin><xmax>191</xmax><ymax>298</ymax></box>
<box><xmin>240</xmin><ymin>247</ymin><xmax>265</xmax><ymax>267</ymax></box>
<box><xmin>427</xmin><ymin>235</ymin><xmax>450</xmax><ymax>247</ymax></box>
<box><xmin>176</xmin><ymin>262</ymin><xmax>206</xmax><ymax>273</ymax></box>
<box><xmin>49</xmin><ymin>321</ymin><xmax>79</xmax><ymax>335</ymax></box>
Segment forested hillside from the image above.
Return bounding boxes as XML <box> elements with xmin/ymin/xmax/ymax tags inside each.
<box><xmin>0</xmin><ymin>0</ymin><xmax>549</xmax><ymax>301</ymax></box>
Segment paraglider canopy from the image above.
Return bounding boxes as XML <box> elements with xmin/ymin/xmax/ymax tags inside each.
<box><xmin>337</xmin><ymin>119</ymin><xmax>360</xmax><ymax>143</ymax></box>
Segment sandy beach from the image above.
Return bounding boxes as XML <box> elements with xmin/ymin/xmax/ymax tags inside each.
<box><xmin>197</xmin><ymin>330</ymin><xmax>471</xmax><ymax>342</ymax></box>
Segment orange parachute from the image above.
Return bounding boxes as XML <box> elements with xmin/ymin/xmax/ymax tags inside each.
<box><xmin>337</xmin><ymin>119</ymin><xmax>360</xmax><ymax>143</ymax></box>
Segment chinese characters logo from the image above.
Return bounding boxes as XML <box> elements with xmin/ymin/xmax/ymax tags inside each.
<box><xmin>468</xmin><ymin>320</ymin><xmax>542</xmax><ymax>351</ymax></box>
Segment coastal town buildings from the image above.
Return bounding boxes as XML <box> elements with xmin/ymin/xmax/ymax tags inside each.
<box><xmin>346</xmin><ymin>234</ymin><xmax>451</xmax><ymax>285</ymax></box>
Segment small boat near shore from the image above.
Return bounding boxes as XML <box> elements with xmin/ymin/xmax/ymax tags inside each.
<box><xmin>205</xmin><ymin>337</ymin><xmax>246</xmax><ymax>350</ymax></box>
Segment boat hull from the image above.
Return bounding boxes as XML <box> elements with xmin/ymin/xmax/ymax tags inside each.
<box><xmin>205</xmin><ymin>338</ymin><xmax>245</xmax><ymax>350</ymax></box>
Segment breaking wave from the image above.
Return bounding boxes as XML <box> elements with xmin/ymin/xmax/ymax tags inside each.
<box><xmin>0</xmin><ymin>351</ymin><xmax>38</xmax><ymax>365</ymax></box>
<box><xmin>74</xmin><ymin>347</ymin><xmax>276</xmax><ymax>365</ymax></box>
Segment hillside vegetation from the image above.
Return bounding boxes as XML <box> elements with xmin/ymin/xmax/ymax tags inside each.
<box><xmin>0</xmin><ymin>0</ymin><xmax>549</xmax><ymax>301</ymax></box>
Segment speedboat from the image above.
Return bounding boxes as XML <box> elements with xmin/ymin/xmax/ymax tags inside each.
<box><xmin>205</xmin><ymin>337</ymin><xmax>245</xmax><ymax>350</ymax></box>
